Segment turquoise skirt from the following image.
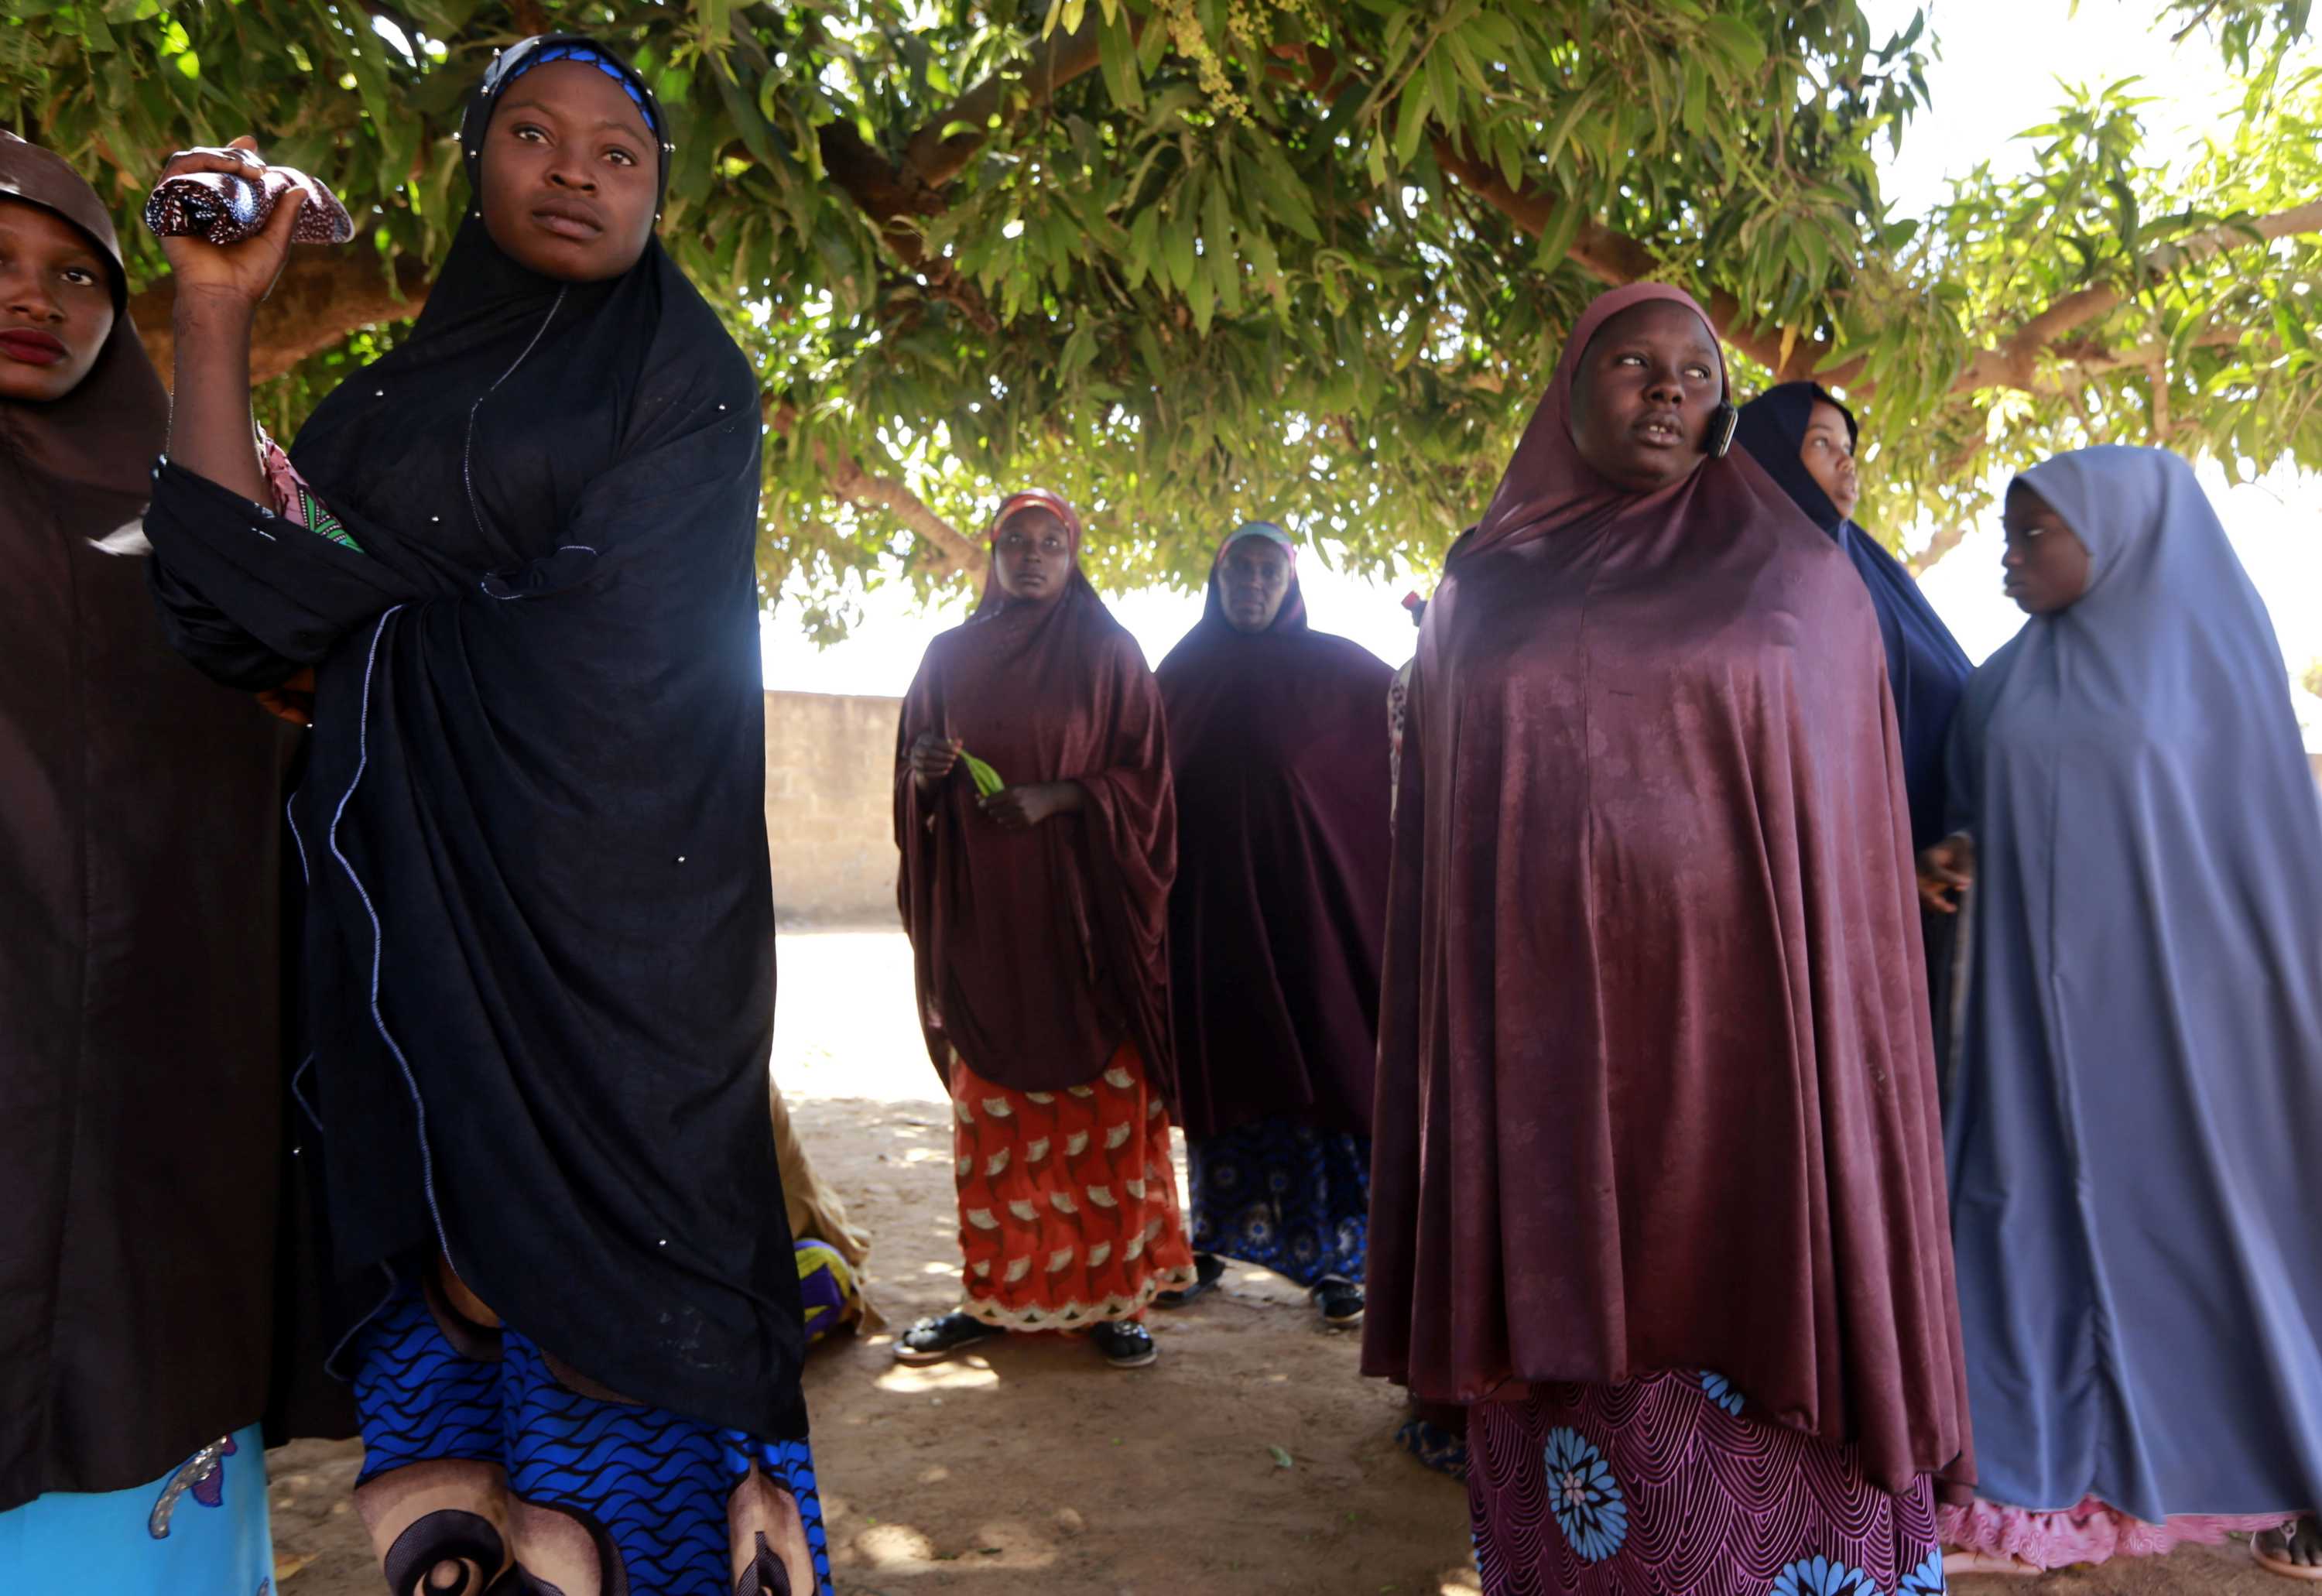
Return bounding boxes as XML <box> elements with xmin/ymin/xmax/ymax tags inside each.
<box><xmin>0</xmin><ymin>1424</ymin><xmax>272</xmax><ymax>1594</ymax></box>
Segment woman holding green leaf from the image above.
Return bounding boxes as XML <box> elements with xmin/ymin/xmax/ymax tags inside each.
<box><xmin>893</xmin><ymin>488</ymin><xmax>1196</xmax><ymax>1371</ymax></box>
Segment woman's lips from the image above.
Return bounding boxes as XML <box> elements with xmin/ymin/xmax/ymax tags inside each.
<box><xmin>1635</xmin><ymin>414</ymin><xmax>1683</xmax><ymax>447</ymax></box>
<box><xmin>530</xmin><ymin>206</ymin><xmax>602</xmax><ymax>241</ymax></box>
<box><xmin>0</xmin><ymin>329</ymin><xmax>67</xmax><ymax>366</ymax></box>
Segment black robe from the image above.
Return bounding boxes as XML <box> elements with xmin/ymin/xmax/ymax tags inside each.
<box><xmin>143</xmin><ymin>60</ymin><xmax>807</xmax><ymax>1440</ymax></box>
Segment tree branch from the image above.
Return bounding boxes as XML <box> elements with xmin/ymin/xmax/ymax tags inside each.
<box><xmin>1428</xmin><ymin>133</ymin><xmax>1830</xmax><ymax>380</ymax></box>
<box><xmin>901</xmin><ymin>13</ymin><xmax>1116</xmax><ymax>194</ymax></box>
<box><xmin>810</xmin><ymin>19</ymin><xmax>1119</xmax><ymax>330</ymax></box>
<box><xmin>132</xmin><ymin>248</ymin><xmax>433</xmax><ymax>385</ymax></box>
<box><xmin>765</xmin><ymin>402</ymin><xmax>985</xmax><ymax>577</ymax></box>
<box><xmin>1436</xmin><ymin>139</ymin><xmax>2322</xmax><ymax>402</ymax></box>
<box><xmin>1905</xmin><ymin>520</ymin><xmax>1971</xmax><ymax>577</ymax></box>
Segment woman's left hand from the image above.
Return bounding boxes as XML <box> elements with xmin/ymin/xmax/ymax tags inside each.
<box><xmin>256</xmin><ymin>666</ymin><xmax>316</xmax><ymax>727</ymax></box>
<box><xmin>978</xmin><ymin>781</ymin><xmax>1075</xmax><ymax>831</ymax></box>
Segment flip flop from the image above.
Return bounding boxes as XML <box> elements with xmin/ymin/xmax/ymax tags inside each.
<box><xmin>1940</xmin><ymin>1549</ymin><xmax>2041</xmax><ymax>1577</ymax></box>
<box><xmin>892</xmin><ymin>1311</ymin><xmax>1000</xmax><ymax>1365</ymax></box>
<box><xmin>2255</xmin><ymin>1531</ymin><xmax>2322</xmax><ymax>1581</ymax></box>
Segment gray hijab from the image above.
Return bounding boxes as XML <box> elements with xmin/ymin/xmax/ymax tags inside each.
<box><xmin>1945</xmin><ymin>444</ymin><xmax>2322</xmax><ymax>1520</ymax></box>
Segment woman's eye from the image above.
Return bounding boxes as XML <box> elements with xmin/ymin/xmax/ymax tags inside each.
<box><xmin>606</xmin><ymin>148</ymin><xmax>636</xmax><ymax>166</ymax></box>
<box><xmin>61</xmin><ymin>266</ymin><xmax>98</xmax><ymax>286</ymax></box>
<box><xmin>513</xmin><ymin>124</ymin><xmax>546</xmax><ymax>142</ymax></box>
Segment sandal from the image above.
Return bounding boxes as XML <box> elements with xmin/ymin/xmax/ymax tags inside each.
<box><xmin>1392</xmin><ymin>1418</ymin><xmax>1468</xmax><ymax>1480</ymax></box>
<box><xmin>1940</xmin><ymin>1549</ymin><xmax>2040</xmax><ymax>1577</ymax></box>
<box><xmin>1313</xmin><ymin>1277</ymin><xmax>1365</xmax><ymax>1328</ymax></box>
<box><xmin>1090</xmin><ymin>1319</ymin><xmax>1159</xmax><ymax>1369</ymax></box>
<box><xmin>1154</xmin><ymin>1252</ymin><xmax>1224</xmax><ymax>1310</ymax></box>
<box><xmin>2256</xmin><ymin>1519</ymin><xmax>2322</xmax><ymax>1581</ymax></box>
<box><xmin>892</xmin><ymin>1310</ymin><xmax>1000</xmax><ymax>1366</ymax></box>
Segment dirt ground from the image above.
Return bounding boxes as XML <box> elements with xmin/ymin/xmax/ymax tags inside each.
<box><xmin>269</xmin><ymin>930</ymin><xmax>2270</xmax><ymax>1595</ymax></box>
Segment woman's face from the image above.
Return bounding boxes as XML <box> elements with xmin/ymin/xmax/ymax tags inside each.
<box><xmin>992</xmin><ymin>507</ymin><xmax>1072</xmax><ymax>603</ymax></box>
<box><xmin>2001</xmin><ymin>483</ymin><xmax>2094</xmax><ymax>615</ymax></box>
<box><xmin>1800</xmin><ymin>398</ymin><xmax>1859</xmax><ymax>519</ymax></box>
<box><xmin>0</xmin><ymin>198</ymin><xmax>115</xmax><ymax>404</ymax></box>
<box><xmin>1567</xmin><ymin>300</ymin><xmax>1724</xmax><ymax>492</ymax></box>
<box><xmin>479</xmin><ymin>60</ymin><xmax>659</xmax><ymax>283</ymax></box>
<box><xmin>1218</xmin><ymin>536</ymin><xmax>1293</xmax><ymax>633</ymax></box>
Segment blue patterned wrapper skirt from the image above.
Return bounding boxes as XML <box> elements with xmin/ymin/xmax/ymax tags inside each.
<box><xmin>351</xmin><ymin>1276</ymin><xmax>833</xmax><ymax>1595</ymax></box>
<box><xmin>1185</xmin><ymin>1113</ymin><xmax>1370</xmax><ymax>1289</ymax></box>
<box><xmin>1468</xmin><ymin>1371</ymin><xmax>1942</xmax><ymax>1596</ymax></box>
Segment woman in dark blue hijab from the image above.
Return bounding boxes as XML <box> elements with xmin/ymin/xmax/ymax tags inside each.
<box><xmin>1735</xmin><ymin>383</ymin><xmax>1972</xmax><ymax>855</ymax></box>
<box><xmin>1737</xmin><ymin>383</ymin><xmax>1974</xmax><ymax>1095</ymax></box>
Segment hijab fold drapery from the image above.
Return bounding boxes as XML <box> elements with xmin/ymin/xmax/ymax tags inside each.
<box><xmin>1735</xmin><ymin>383</ymin><xmax>1972</xmax><ymax>854</ymax></box>
<box><xmin>1945</xmin><ymin>446</ymin><xmax>2322</xmax><ymax>1522</ymax></box>
<box><xmin>0</xmin><ymin>133</ymin><xmax>290</xmax><ymax>1509</ymax></box>
<box><xmin>896</xmin><ymin>491</ymin><xmax>1177</xmax><ymax>1097</ymax></box>
<box><xmin>142</xmin><ymin>44</ymin><xmax>807</xmax><ymax>1442</ymax></box>
<box><xmin>1363</xmin><ymin>282</ymin><xmax>1971</xmax><ymax>1499</ymax></box>
<box><xmin>1156</xmin><ymin>526</ymin><xmax>1392</xmax><ymax>1139</ymax></box>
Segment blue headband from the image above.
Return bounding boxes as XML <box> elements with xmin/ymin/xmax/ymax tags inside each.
<box><xmin>505</xmin><ymin>43</ymin><xmax>659</xmax><ymax>134</ymax></box>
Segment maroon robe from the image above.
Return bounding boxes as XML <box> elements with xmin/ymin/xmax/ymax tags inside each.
<box><xmin>1361</xmin><ymin>283</ymin><xmax>1971</xmax><ymax>1498</ymax></box>
<box><xmin>896</xmin><ymin>491</ymin><xmax>1176</xmax><ymax>1094</ymax></box>
<box><xmin>1156</xmin><ymin>538</ymin><xmax>1392</xmax><ymax>1139</ymax></box>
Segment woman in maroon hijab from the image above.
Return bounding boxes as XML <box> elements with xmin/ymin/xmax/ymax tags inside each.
<box><xmin>894</xmin><ymin>489</ymin><xmax>1195</xmax><ymax>1370</ymax></box>
<box><xmin>0</xmin><ymin>132</ymin><xmax>286</xmax><ymax>1587</ymax></box>
<box><xmin>1365</xmin><ymin>284</ymin><xmax>1971</xmax><ymax>1594</ymax></box>
<box><xmin>1151</xmin><ymin>522</ymin><xmax>1391</xmax><ymax>1328</ymax></box>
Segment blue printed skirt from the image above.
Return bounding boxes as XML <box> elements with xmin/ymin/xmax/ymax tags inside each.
<box><xmin>1186</xmin><ymin>1113</ymin><xmax>1370</xmax><ymax>1289</ymax></box>
<box><xmin>351</xmin><ymin>1276</ymin><xmax>833</xmax><ymax>1595</ymax></box>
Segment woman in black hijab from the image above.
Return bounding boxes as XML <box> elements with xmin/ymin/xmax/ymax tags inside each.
<box><xmin>144</xmin><ymin>39</ymin><xmax>830</xmax><ymax>1595</ymax></box>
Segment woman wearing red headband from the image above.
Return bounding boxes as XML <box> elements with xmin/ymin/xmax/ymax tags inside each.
<box><xmin>894</xmin><ymin>490</ymin><xmax>1195</xmax><ymax>1372</ymax></box>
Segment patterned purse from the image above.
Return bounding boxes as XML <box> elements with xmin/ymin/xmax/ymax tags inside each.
<box><xmin>142</xmin><ymin>157</ymin><xmax>354</xmax><ymax>246</ymax></box>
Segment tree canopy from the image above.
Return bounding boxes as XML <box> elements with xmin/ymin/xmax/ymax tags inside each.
<box><xmin>5</xmin><ymin>0</ymin><xmax>2317</xmax><ymax>625</ymax></box>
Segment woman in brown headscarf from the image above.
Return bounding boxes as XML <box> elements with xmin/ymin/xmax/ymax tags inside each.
<box><xmin>0</xmin><ymin>132</ymin><xmax>286</xmax><ymax>1587</ymax></box>
<box><xmin>894</xmin><ymin>489</ymin><xmax>1195</xmax><ymax>1371</ymax></box>
<box><xmin>1365</xmin><ymin>284</ymin><xmax>1971</xmax><ymax>1594</ymax></box>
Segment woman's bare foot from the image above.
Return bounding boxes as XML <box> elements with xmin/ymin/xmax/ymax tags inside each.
<box><xmin>2256</xmin><ymin>1516</ymin><xmax>2322</xmax><ymax>1580</ymax></box>
<box><xmin>1942</xmin><ymin>1546</ymin><xmax>2042</xmax><ymax>1577</ymax></box>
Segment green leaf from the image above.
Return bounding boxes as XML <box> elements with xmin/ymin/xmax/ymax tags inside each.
<box><xmin>1096</xmin><ymin>12</ymin><xmax>1143</xmax><ymax>111</ymax></box>
<box><xmin>1392</xmin><ymin>77</ymin><xmax>1432</xmax><ymax>168</ymax></box>
<box><xmin>1125</xmin><ymin>203</ymin><xmax>1159</xmax><ymax>289</ymax></box>
<box><xmin>1163</xmin><ymin>206</ymin><xmax>1197</xmax><ymax>293</ymax></box>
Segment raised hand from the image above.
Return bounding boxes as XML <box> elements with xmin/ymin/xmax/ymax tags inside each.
<box><xmin>155</xmin><ymin>139</ymin><xmax>307</xmax><ymax>310</ymax></box>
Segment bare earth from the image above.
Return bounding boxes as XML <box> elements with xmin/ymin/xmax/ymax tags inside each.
<box><xmin>269</xmin><ymin>930</ymin><xmax>2267</xmax><ymax>1595</ymax></box>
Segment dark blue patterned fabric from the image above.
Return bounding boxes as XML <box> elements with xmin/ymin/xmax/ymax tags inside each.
<box><xmin>505</xmin><ymin>43</ymin><xmax>661</xmax><ymax>132</ymax></box>
<box><xmin>354</xmin><ymin>1283</ymin><xmax>832</xmax><ymax>1594</ymax></box>
<box><xmin>1187</xmin><ymin>1114</ymin><xmax>1369</xmax><ymax>1288</ymax></box>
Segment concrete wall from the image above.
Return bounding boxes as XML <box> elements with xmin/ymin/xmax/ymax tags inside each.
<box><xmin>764</xmin><ymin>690</ymin><xmax>902</xmax><ymax>925</ymax></box>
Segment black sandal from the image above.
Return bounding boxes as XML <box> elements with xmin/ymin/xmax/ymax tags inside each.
<box><xmin>1153</xmin><ymin>1252</ymin><xmax>1225</xmax><ymax>1309</ymax></box>
<box><xmin>892</xmin><ymin>1310</ymin><xmax>1001</xmax><ymax>1365</ymax></box>
<box><xmin>1091</xmin><ymin>1319</ymin><xmax>1159</xmax><ymax>1369</ymax></box>
<box><xmin>1313</xmin><ymin>1277</ymin><xmax>1365</xmax><ymax>1327</ymax></box>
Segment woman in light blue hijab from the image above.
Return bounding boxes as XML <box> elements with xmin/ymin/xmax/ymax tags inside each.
<box><xmin>1924</xmin><ymin>446</ymin><xmax>2322</xmax><ymax>1577</ymax></box>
